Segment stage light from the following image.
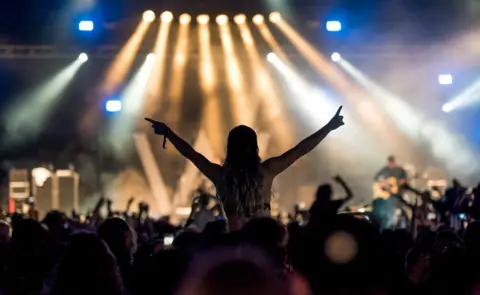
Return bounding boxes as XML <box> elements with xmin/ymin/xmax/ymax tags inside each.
<box><xmin>143</xmin><ymin>10</ymin><xmax>156</xmax><ymax>23</ymax></box>
<box><xmin>161</xmin><ymin>11</ymin><xmax>173</xmax><ymax>23</ymax></box>
<box><xmin>106</xmin><ymin>100</ymin><xmax>122</xmax><ymax>113</ymax></box>
<box><xmin>253</xmin><ymin>14</ymin><xmax>265</xmax><ymax>24</ymax></box>
<box><xmin>78</xmin><ymin>20</ymin><xmax>94</xmax><ymax>31</ymax></box>
<box><xmin>267</xmin><ymin>52</ymin><xmax>277</xmax><ymax>63</ymax></box>
<box><xmin>326</xmin><ymin>20</ymin><xmax>342</xmax><ymax>32</ymax></box>
<box><xmin>78</xmin><ymin>53</ymin><xmax>88</xmax><ymax>63</ymax></box>
<box><xmin>216</xmin><ymin>15</ymin><xmax>229</xmax><ymax>25</ymax></box>
<box><xmin>439</xmin><ymin>74</ymin><xmax>453</xmax><ymax>85</ymax></box>
<box><xmin>32</xmin><ymin>167</ymin><xmax>52</xmax><ymax>187</ymax></box>
<box><xmin>234</xmin><ymin>14</ymin><xmax>247</xmax><ymax>24</ymax></box>
<box><xmin>331</xmin><ymin>52</ymin><xmax>341</xmax><ymax>62</ymax></box>
<box><xmin>442</xmin><ymin>103</ymin><xmax>453</xmax><ymax>113</ymax></box>
<box><xmin>269</xmin><ymin>12</ymin><xmax>282</xmax><ymax>23</ymax></box>
<box><xmin>197</xmin><ymin>14</ymin><xmax>210</xmax><ymax>25</ymax></box>
<box><xmin>146</xmin><ymin>53</ymin><xmax>156</xmax><ymax>62</ymax></box>
<box><xmin>179</xmin><ymin>13</ymin><xmax>191</xmax><ymax>24</ymax></box>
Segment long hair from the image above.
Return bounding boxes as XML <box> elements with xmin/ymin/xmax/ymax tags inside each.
<box><xmin>98</xmin><ymin>217</ymin><xmax>137</xmax><ymax>283</ymax></box>
<box><xmin>218</xmin><ymin>125</ymin><xmax>264</xmax><ymax>218</ymax></box>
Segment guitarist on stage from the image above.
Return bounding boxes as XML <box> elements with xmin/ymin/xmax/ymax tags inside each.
<box><xmin>373</xmin><ymin>155</ymin><xmax>408</xmax><ymax>230</ymax></box>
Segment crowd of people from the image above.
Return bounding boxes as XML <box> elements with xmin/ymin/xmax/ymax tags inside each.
<box><xmin>1</xmin><ymin>107</ymin><xmax>480</xmax><ymax>295</ymax></box>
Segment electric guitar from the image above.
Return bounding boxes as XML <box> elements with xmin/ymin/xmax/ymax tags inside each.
<box><xmin>373</xmin><ymin>177</ymin><xmax>403</xmax><ymax>199</ymax></box>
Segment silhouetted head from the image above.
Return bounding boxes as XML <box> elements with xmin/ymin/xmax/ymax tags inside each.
<box><xmin>452</xmin><ymin>178</ymin><xmax>460</xmax><ymax>188</ymax></box>
<box><xmin>387</xmin><ymin>155</ymin><xmax>396</xmax><ymax>167</ymax></box>
<box><xmin>54</xmin><ymin>233</ymin><xmax>125</xmax><ymax>295</ymax></box>
<box><xmin>465</xmin><ymin>222</ymin><xmax>480</xmax><ymax>255</ymax></box>
<box><xmin>0</xmin><ymin>220</ymin><xmax>12</xmax><ymax>245</ymax></box>
<box><xmin>316</xmin><ymin>184</ymin><xmax>333</xmax><ymax>202</ymax></box>
<box><xmin>195</xmin><ymin>260</ymin><xmax>285</xmax><ymax>295</ymax></box>
<box><xmin>98</xmin><ymin>218</ymin><xmax>137</xmax><ymax>267</ymax></box>
<box><xmin>10</xmin><ymin>219</ymin><xmax>46</xmax><ymax>253</ymax></box>
<box><xmin>225</xmin><ymin>125</ymin><xmax>260</xmax><ymax>170</ymax></box>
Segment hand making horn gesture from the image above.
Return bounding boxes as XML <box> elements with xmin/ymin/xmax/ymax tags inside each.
<box><xmin>327</xmin><ymin>106</ymin><xmax>345</xmax><ymax>130</ymax></box>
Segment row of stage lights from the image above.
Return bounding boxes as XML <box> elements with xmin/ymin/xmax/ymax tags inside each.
<box><xmin>80</xmin><ymin>12</ymin><xmax>342</xmax><ymax>31</ymax></box>
<box><xmin>140</xmin><ymin>11</ymin><xmax>283</xmax><ymax>25</ymax></box>
<box><xmin>80</xmin><ymin>11</ymin><xmax>284</xmax><ymax>31</ymax></box>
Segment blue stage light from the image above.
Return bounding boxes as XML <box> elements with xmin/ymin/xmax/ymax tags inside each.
<box><xmin>79</xmin><ymin>20</ymin><xmax>94</xmax><ymax>31</ymax></box>
<box><xmin>326</xmin><ymin>21</ymin><xmax>342</xmax><ymax>32</ymax></box>
<box><xmin>438</xmin><ymin>74</ymin><xmax>453</xmax><ymax>85</ymax></box>
<box><xmin>106</xmin><ymin>100</ymin><xmax>122</xmax><ymax>112</ymax></box>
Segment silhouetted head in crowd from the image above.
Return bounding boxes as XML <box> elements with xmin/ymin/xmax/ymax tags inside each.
<box><xmin>242</xmin><ymin>218</ymin><xmax>287</xmax><ymax>247</ymax></box>
<box><xmin>0</xmin><ymin>220</ymin><xmax>11</xmax><ymax>245</ymax></box>
<box><xmin>98</xmin><ymin>218</ymin><xmax>137</xmax><ymax>270</ymax></box>
<box><xmin>224</xmin><ymin>125</ymin><xmax>261</xmax><ymax>170</ymax></box>
<box><xmin>241</xmin><ymin>218</ymin><xmax>288</xmax><ymax>270</ymax></box>
<box><xmin>10</xmin><ymin>219</ymin><xmax>46</xmax><ymax>253</ymax></box>
<box><xmin>465</xmin><ymin>222</ymin><xmax>480</xmax><ymax>255</ymax></box>
<box><xmin>42</xmin><ymin>211</ymin><xmax>67</xmax><ymax>245</ymax></box>
<box><xmin>134</xmin><ymin>249</ymin><xmax>189</xmax><ymax>295</ymax></box>
<box><xmin>316</xmin><ymin>184</ymin><xmax>333</xmax><ymax>203</ymax></box>
<box><xmin>53</xmin><ymin>233</ymin><xmax>125</xmax><ymax>295</ymax></box>
<box><xmin>190</xmin><ymin>260</ymin><xmax>287</xmax><ymax>295</ymax></box>
<box><xmin>452</xmin><ymin>178</ymin><xmax>461</xmax><ymax>188</ymax></box>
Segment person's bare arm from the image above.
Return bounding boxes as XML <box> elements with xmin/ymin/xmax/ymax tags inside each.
<box><xmin>146</xmin><ymin>119</ymin><xmax>220</xmax><ymax>181</ymax></box>
<box><xmin>334</xmin><ymin>175</ymin><xmax>354</xmax><ymax>203</ymax></box>
<box><xmin>263</xmin><ymin>106</ymin><xmax>345</xmax><ymax>176</ymax></box>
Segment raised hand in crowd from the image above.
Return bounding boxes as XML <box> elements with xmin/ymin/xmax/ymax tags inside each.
<box><xmin>326</xmin><ymin>106</ymin><xmax>345</xmax><ymax>130</ymax></box>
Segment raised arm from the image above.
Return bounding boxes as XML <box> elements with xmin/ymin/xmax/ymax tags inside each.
<box><xmin>146</xmin><ymin>119</ymin><xmax>220</xmax><ymax>181</ymax></box>
<box><xmin>263</xmin><ymin>106</ymin><xmax>345</xmax><ymax>176</ymax></box>
<box><xmin>334</xmin><ymin>175</ymin><xmax>354</xmax><ymax>203</ymax></box>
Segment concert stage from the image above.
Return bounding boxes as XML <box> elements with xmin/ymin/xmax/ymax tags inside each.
<box><xmin>1</xmin><ymin>11</ymin><xmax>479</xmax><ymax>217</ymax></box>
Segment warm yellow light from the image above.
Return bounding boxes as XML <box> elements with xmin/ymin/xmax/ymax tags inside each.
<box><xmin>146</xmin><ymin>53</ymin><xmax>156</xmax><ymax>62</ymax></box>
<box><xmin>197</xmin><ymin>14</ymin><xmax>210</xmax><ymax>25</ymax></box>
<box><xmin>143</xmin><ymin>10</ymin><xmax>156</xmax><ymax>23</ymax></box>
<box><xmin>32</xmin><ymin>167</ymin><xmax>52</xmax><ymax>187</ymax></box>
<box><xmin>161</xmin><ymin>11</ymin><xmax>174</xmax><ymax>23</ymax></box>
<box><xmin>252</xmin><ymin>14</ymin><xmax>265</xmax><ymax>25</ymax></box>
<box><xmin>234</xmin><ymin>14</ymin><xmax>247</xmax><ymax>24</ymax></box>
<box><xmin>216</xmin><ymin>14</ymin><xmax>229</xmax><ymax>25</ymax></box>
<box><xmin>269</xmin><ymin>12</ymin><xmax>282</xmax><ymax>23</ymax></box>
<box><xmin>179</xmin><ymin>13</ymin><xmax>191</xmax><ymax>24</ymax></box>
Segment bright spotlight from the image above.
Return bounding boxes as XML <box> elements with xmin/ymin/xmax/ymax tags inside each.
<box><xmin>161</xmin><ymin>11</ymin><xmax>174</xmax><ymax>23</ymax></box>
<box><xmin>143</xmin><ymin>10</ymin><xmax>156</xmax><ymax>23</ymax></box>
<box><xmin>106</xmin><ymin>100</ymin><xmax>122</xmax><ymax>113</ymax></box>
<box><xmin>253</xmin><ymin>14</ymin><xmax>265</xmax><ymax>25</ymax></box>
<box><xmin>78</xmin><ymin>53</ymin><xmax>88</xmax><ymax>63</ymax></box>
<box><xmin>269</xmin><ymin>12</ymin><xmax>282</xmax><ymax>23</ymax></box>
<box><xmin>234</xmin><ymin>14</ymin><xmax>247</xmax><ymax>24</ymax></box>
<box><xmin>179</xmin><ymin>13</ymin><xmax>191</xmax><ymax>24</ymax></box>
<box><xmin>197</xmin><ymin>14</ymin><xmax>210</xmax><ymax>25</ymax></box>
<box><xmin>267</xmin><ymin>52</ymin><xmax>277</xmax><ymax>63</ymax></box>
<box><xmin>326</xmin><ymin>20</ymin><xmax>342</xmax><ymax>32</ymax></box>
<box><xmin>442</xmin><ymin>104</ymin><xmax>452</xmax><ymax>113</ymax></box>
<box><xmin>78</xmin><ymin>20</ymin><xmax>94</xmax><ymax>31</ymax></box>
<box><xmin>216</xmin><ymin>14</ymin><xmax>229</xmax><ymax>25</ymax></box>
<box><xmin>146</xmin><ymin>53</ymin><xmax>156</xmax><ymax>62</ymax></box>
<box><xmin>439</xmin><ymin>74</ymin><xmax>453</xmax><ymax>85</ymax></box>
<box><xmin>331</xmin><ymin>52</ymin><xmax>341</xmax><ymax>62</ymax></box>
